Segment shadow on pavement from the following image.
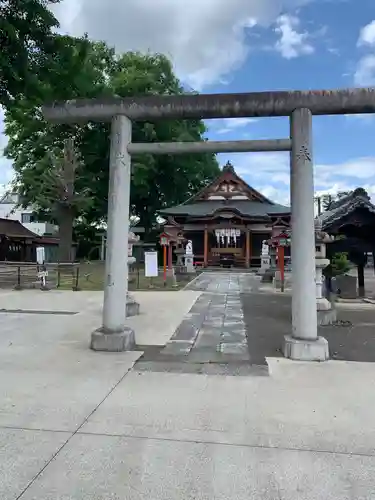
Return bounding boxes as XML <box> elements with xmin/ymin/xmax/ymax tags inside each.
<box><xmin>241</xmin><ymin>293</ymin><xmax>375</xmax><ymax>364</ymax></box>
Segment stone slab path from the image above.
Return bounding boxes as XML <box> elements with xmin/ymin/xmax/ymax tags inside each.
<box><xmin>184</xmin><ymin>271</ymin><xmax>261</xmax><ymax>294</ymax></box>
<box><xmin>135</xmin><ymin>272</ymin><xmax>268</xmax><ymax>376</ymax></box>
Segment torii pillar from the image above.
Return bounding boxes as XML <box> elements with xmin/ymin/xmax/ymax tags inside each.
<box><xmin>90</xmin><ymin>115</ymin><xmax>136</xmax><ymax>351</ymax></box>
<box><xmin>283</xmin><ymin>108</ymin><xmax>329</xmax><ymax>360</ymax></box>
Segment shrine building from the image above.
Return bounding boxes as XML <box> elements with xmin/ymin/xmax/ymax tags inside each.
<box><xmin>159</xmin><ymin>161</ymin><xmax>291</xmax><ymax>268</ymax></box>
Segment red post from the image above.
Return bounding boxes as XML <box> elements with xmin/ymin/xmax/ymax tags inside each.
<box><xmin>163</xmin><ymin>245</ymin><xmax>167</xmax><ymax>284</ymax></box>
<box><xmin>277</xmin><ymin>245</ymin><xmax>285</xmax><ymax>292</ymax></box>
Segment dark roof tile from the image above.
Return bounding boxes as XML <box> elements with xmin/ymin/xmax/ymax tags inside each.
<box><xmin>0</xmin><ymin>218</ymin><xmax>38</xmax><ymax>239</ymax></box>
<box><xmin>159</xmin><ymin>200</ymin><xmax>290</xmax><ymax>218</ymax></box>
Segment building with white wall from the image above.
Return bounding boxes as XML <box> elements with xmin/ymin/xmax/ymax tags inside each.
<box><xmin>0</xmin><ymin>193</ymin><xmax>58</xmax><ymax>237</ymax></box>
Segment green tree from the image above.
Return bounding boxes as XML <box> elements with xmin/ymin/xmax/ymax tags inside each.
<box><xmin>41</xmin><ymin>138</ymin><xmax>93</xmax><ymax>261</ymax></box>
<box><xmin>0</xmin><ymin>0</ymin><xmax>61</xmax><ymax>107</ymax></box>
<box><xmin>321</xmin><ymin>191</ymin><xmax>352</xmax><ymax>211</ymax></box>
<box><xmin>5</xmin><ymin>40</ymin><xmax>220</xmax><ymax>239</ymax></box>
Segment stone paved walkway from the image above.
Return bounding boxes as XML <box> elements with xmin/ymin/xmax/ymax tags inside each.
<box><xmin>184</xmin><ymin>271</ymin><xmax>261</xmax><ymax>294</ymax></box>
<box><xmin>135</xmin><ymin>272</ymin><xmax>268</xmax><ymax>376</ymax></box>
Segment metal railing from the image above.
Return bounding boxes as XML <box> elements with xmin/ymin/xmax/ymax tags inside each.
<box><xmin>0</xmin><ymin>262</ymin><xmax>80</xmax><ymax>290</ymax></box>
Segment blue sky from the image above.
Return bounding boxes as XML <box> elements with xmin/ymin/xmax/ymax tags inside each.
<box><xmin>1</xmin><ymin>0</ymin><xmax>375</xmax><ymax>206</ymax></box>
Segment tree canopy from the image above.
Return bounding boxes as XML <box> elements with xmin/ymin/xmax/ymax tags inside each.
<box><xmin>4</xmin><ymin>36</ymin><xmax>220</xmax><ymax>235</ymax></box>
<box><xmin>0</xmin><ymin>0</ymin><xmax>61</xmax><ymax>107</ymax></box>
<box><xmin>321</xmin><ymin>191</ymin><xmax>352</xmax><ymax>212</ymax></box>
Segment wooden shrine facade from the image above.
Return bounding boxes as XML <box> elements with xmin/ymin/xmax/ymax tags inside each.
<box><xmin>319</xmin><ymin>188</ymin><xmax>375</xmax><ymax>295</ymax></box>
<box><xmin>0</xmin><ymin>218</ymin><xmax>60</xmax><ymax>262</ymax></box>
<box><xmin>159</xmin><ymin>162</ymin><xmax>291</xmax><ymax>268</ymax></box>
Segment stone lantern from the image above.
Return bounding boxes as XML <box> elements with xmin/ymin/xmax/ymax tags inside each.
<box><xmin>126</xmin><ymin>230</ymin><xmax>140</xmax><ymax>317</ymax></box>
<box><xmin>127</xmin><ymin>231</ymin><xmax>138</xmax><ymax>266</ymax></box>
<box><xmin>315</xmin><ymin>219</ymin><xmax>336</xmax><ymax>325</ymax></box>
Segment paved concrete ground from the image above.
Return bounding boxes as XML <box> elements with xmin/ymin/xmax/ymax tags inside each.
<box><xmin>0</xmin><ymin>289</ymin><xmax>200</xmax><ymax>500</ymax></box>
<box><xmin>9</xmin><ymin>361</ymin><xmax>375</xmax><ymax>500</ymax></box>
<box><xmin>2</xmin><ymin>279</ymin><xmax>375</xmax><ymax>499</ymax></box>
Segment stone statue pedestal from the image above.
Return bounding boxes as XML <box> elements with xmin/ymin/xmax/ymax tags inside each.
<box><xmin>317</xmin><ymin>297</ymin><xmax>336</xmax><ymax>325</ymax></box>
<box><xmin>260</xmin><ymin>248</ymin><xmax>277</xmax><ymax>282</ymax></box>
<box><xmin>126</xmin><ymin>238</ymin><xmax>140</xmax><ymax>317</ymax></box>
<box><xmin>126</xmin><ymin>293</ymin><xmax>140</xmax><ymax>317</ymax></box>
<box><xmin>184</xmin><ymin>254</ymin><xmax>195</xmax><ymax>274</ymax></box>
<box><xmin>260</xmin><ymin>255</ymin><xmax>271</xmax><ymax>273</ymax></box>
<box><xmin>175</xmin><ymin>247</ymin><xmax>185</xmax><ymax>266</ymax></box>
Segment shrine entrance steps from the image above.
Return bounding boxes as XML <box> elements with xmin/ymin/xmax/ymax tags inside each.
<box><xmin>201</xmin><ymin>266</ymin><xmax>257</xmax><ymax>274</ymax></box>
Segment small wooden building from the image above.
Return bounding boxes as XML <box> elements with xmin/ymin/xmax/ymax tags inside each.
<box><xmin>0</xmin><ymin>218</ymin><xmax>38</xmax><ymax>261</ymax></box>
<box><xmin>320</xmin><ymin>188</ymin><xmax>375</xmax><ymax>239</ymax></box>
<box><xmin>159</xmin><ymin>162</ymin><xmax>291</xmax><ymax>268</ymax></box>
<box><xmin>0</xmin><ymin>218</ymin><xmax>60</xmax><ymax>262</ymax></box>
<box><xmin>320</xmin><ymin>188</ymin><xmax>375</xmax><ymax>295</ymax></box>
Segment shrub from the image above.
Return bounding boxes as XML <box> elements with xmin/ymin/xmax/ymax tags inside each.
<box><xmin>324</xmin><ymin>252</ymin><xmax>351</xmax><ymax>278</ymax></box>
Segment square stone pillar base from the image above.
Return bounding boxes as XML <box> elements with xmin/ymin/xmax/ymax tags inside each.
<box><xmin>91</xmin><ymin>327</ymin><xmax>135</xmax><ymax>352</ymax></box>
<box><xmin>283</xmin><ymin>335</ymin><xmax>329</xmax><ymax>361</ymax></box>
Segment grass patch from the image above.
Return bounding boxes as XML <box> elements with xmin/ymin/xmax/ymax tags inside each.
<box><xmin>58</xmin><ymin>262</ymin><xmax>196</xmax><ymax>291</ymax></box>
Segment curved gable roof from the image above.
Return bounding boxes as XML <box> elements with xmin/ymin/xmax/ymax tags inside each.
<box><xmin>319</xmin><ymin>188</ymin><xmax>375</xmax><ymax>229</ymax></box>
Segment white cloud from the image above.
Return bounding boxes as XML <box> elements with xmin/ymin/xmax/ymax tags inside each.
<box><xmin>53</xmin><ymin>0</ymin><xmax>311</xmax><ymax>90</ymax></box>
<box><xmin>274</xmin><ymin>14</ymin><xmax>314</xmax><ymax>59</ymax></box>
<box><xmin>355</xmin><ymin>21</ymin><xmax>375</xmax><ymax>86</ymax></box>
<box><xmin>358</xmin><ymin>20</ymin><xmax>375</xmax><ymax>47</ymax></box>
<box><xmin>211</xmin><ymin>117</ymin><xmax>258</xmax><ymax>134</ymax></box>
<box><xmin>224</xmin><ymin>152</ymin><xmax>291</xmax><ymax>203</ymax></box>
<box><xmin>260</xmin><ymin>185</ymin><xmax>290</xmax><ymax>205</ymax></box>
<box><xmin>316</xmin><ymin>157</ymin><xmax>375</xmax><ymax>183</ymax></box>
<box><xmin>2</xmin><ymin>0</ymin><xmax>314</xmax><ymax>178</ymax></box>
<box><xmin>222</xmin><ymin>153</ymin><xmax>375</xmax><ymax>205</ymax></box>
<box><xmin>354</xmin><ymin>54</ymin><xmax>375</xmax><ymax>86</ymax></box>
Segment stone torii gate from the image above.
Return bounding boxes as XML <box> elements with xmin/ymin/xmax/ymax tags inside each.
<box><xmin>42</xmin><ymin>87</ymin><xmax>375</xmax><ymax>360</ymax></box>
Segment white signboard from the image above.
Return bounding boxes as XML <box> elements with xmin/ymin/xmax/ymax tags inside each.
<box><xmin>36</xmin><ymin>246</ymin><xmax>45</xmax><ymax>264</ymax></box>
<box><xmin>144</xmin><ymin>251</ymin><xmax>158</xmax><ymax>277</ymax></box>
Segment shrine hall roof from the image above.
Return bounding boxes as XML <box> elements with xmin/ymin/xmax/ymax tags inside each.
<box><xmin>159</xmin><ymin>200</ymin><xmax>290</xmax><ymax>218</ymax></box>
<box><xmin>320</xmin><ymin>188</ymin><xmax>375</xmax><ymax>229</ymax></box>
<box><xmin>160</xmin><ymin>161</ymin><xmax>290</xmax><ymax>219</ymax></box>
<box><xmin>0</xmin><ymin>218</ymin><xmax>39</xmax><ymax>239</ymax></box>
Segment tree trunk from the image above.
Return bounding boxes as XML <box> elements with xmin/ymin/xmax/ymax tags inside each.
<box><xmin>57</xmin><ymin>207</ymin><xmax>74</xmax><ymax>262</ymax></box>
<box><xmin>357</xmin><ymin>263</ymin><xmax>365</xmax><ymax>298</ymax></box>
